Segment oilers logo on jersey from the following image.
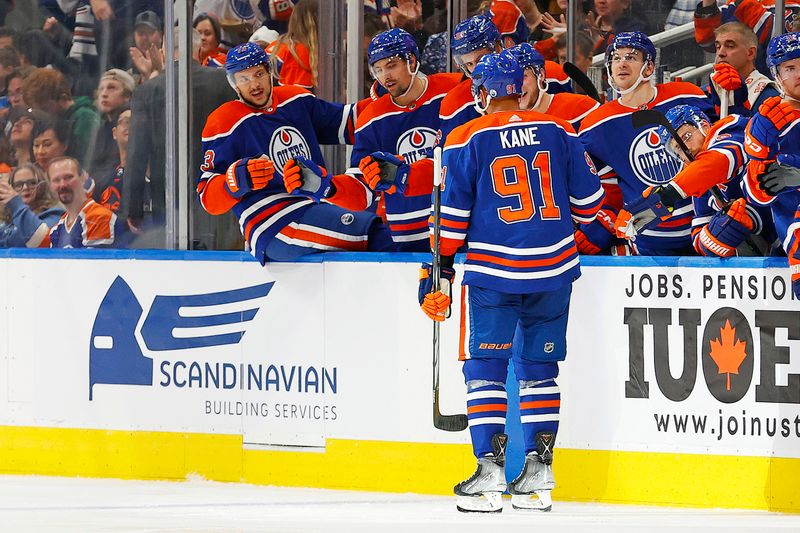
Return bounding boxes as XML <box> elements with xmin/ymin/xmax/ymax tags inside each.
<box><xmin>396</xmin><ymin>127</ymin><xmax>438</xmax><ymax>163</ymax></box>
<box><xmin>628</xmin><ymin>128</ymin><xmax>682</xmax><ymax>186</ymax></box>
<box><xmin>269</xmin><ymin>126</ymin><xmax>312</xmax><ymax>172</ymax></box>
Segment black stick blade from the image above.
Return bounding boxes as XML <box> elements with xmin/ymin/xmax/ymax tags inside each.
<box><xmin>563</xmin><ymin>62</ymin><xmax>600</xmax><ymax>103</ymax></box>
<box><xmin>434</xmin><ymin>411</ymin><xmax>469</xmax><ymax>432</ymax></box>
<box><xmin>631</xmin><ymin>109</ymin><xmax>668</xmax><ymax>130</ymax></box>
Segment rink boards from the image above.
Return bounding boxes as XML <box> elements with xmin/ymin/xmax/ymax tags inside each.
<box><xmin>0</xmin><ymin>250</ymin><xmax>799</xmax><ymax>512</ymax></box>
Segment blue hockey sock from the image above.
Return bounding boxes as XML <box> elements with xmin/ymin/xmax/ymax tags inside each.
<box><xmin>519</xmin><ymin>378</ymin><xmax>560</xmax><ymax>455</ymax></box>
<box><xmin>466</xmin><ymin>381</ymin><xmax>507</xmax><ymax>458</ymax></box>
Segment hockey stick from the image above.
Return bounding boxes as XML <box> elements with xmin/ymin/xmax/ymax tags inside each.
<box><xmin>631</xmin><ymin>109</ymin><xmax>728</xmax><ymax>206</ymax></box>
<box><xmin>563</xmin><ymin>62</ymin><xmax>601</xmax><ymax>103</ymax></box>
<box><xmin>432</xmin><ymin>146</ymin><xmax>468</xmax><ymax>432</ymax></box>
<box><xmin>631</xmin><ymin>109</ymin><xmax>765</xmax><ymax>256</ymax></box>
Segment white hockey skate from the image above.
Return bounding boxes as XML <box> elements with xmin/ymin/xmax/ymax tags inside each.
<box><xmin>508</xmin><ymin>431</ymin><xmax>556</xmax><ymax>512</ymax></box>
<box><xmin>454</xmin><ymin>433</ymin><xmax>507</xmax><ymax>513</ymax></box>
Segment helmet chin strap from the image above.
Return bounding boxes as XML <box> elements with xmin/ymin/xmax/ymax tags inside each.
<box><xmin>394</xmin><ymin>58</ymin><xmax>424</xmax><ymax>103</ymax></box>
<box><xmin>608</xmin><ymin>61</ymin><xmax>654</xmax><ymax>97</ymax></box>
<box><xmin>473</xmin><ymin>89</ymin><xmax>492</xmax><ymax>115</ymax></box>
<box><xmin>532</xmin><ymin>74</ymin><xmax>549</xmax><ymax>110</ymax></box>
<box><xmin>775</xmin><ymin>76</ymin><xmax>800</xmax><ymax>104</ymax></box>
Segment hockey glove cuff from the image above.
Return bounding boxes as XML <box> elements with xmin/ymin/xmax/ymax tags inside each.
<box><xmin>358</xmin><ymin>152</ymin><xmax>410</xmax><ymax>195</ymax></box>
<box><xmin>225</xmin><ymin>155</ymin><xmax>275</xmax><ymax>198</ymax></box>
<box><xmin>614</xmin><ymin>185</ymin><xmax>679</xmax><ymax>239</ymax></box>
<box><xmin>694</xmin><ymin>198</ymin><xmax>754</xmax><ymax>257</ymax></box>
<box><xmin>757</xmin><ymin>154</ymin><xmax>800</xmax><ymax>196</ymax></box>
<box><xmin>283</xmin><ymin>157</ymin><xmax>333</xmax><ymax>202</ymax></box>
<box><xmin>418</xmin><ymin>262</ymin><xmax>455</xmax><ymax>322</ymax></box>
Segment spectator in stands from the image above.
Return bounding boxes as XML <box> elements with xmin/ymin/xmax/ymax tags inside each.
<box><xmin>665</xmin><ymin>0</ymin><xmax>697</xmax><ymax>31</ymax></box>
<box><xmin>94</xmin><ymin>106</ymin><xmax>128</xmax><ymax>212</ymax></box>
<box><xmin>123</xmin><ymin>28</ymin><xmax>236</xmax><ymax>249</ymax></box>
<box><xmin>87</xmin><ymin>68</ymin><xmax>133</xmax><ymax>177</ymax></box>
<box><xmin>268</xmin><ymin>0</ymin><xmax>318</xmax><ymax>90</ymax></box>
<box><xmin>7</xmin><ymin>106</ymin><xmax>43</xmax><ymax>167</ymax></box>
<box><xmin>694</xmin><ymin>0</ymin><xmax>800</xmax><ymax>73</ymax></box>
<box><xmin>248</xmin><ymin>26</ymin><xmax>280</xmax><ymax>49</ymax></box>
<box><xmin>591</xmin><ymin>0</ymin><xmax>651</xmax><ymax>53</ymax></box>
<box><xmin>129</xmin><ymin>10</ymin><xmax>164</xmax><ymax>83</ymax></box>
<box><xmin>556</xmin><ymin>31</ymin><xmax>594</xmax><ymax>73</ymax></box>
<box><xmin>0</xmin><ymin>27</ymin><xmax>17</xmax><ymax>49</ymax></box>
<box><xmin>194</xmin><ymin>13</ymin><xmax>228</xmax><ymax>67</ymax></box>
<box><xmin>22</xmin><ymin>67</ymin><xmax>100</xmax><ymax>166</ymax></box>
<box><xmin>0</xmin><ymin>47</ymin><xmax>19</xmax><ymax>95</ymax></box>
<box><xmin>5</xmin><ymin>66</ymin><xmax>33</xmax><ymax>108</ymax></box>
<box><xmin>42</xmin><ymin>155</ymin><xmax>126</xmax><ymax>248</ymax></box>
<box><xmin>707</xmin><ymin>22</ymin><xmax>779</xmax><ymax>118</ymax></box>
<box><xmin>32</xmin><ymin>116</ymin><xmax>70</xmax><ymax>175</ymax></box>
<box><xmin>0</xmin><ymin>163</ymin><xmax>64</xmax><ymax>248</ymax></box>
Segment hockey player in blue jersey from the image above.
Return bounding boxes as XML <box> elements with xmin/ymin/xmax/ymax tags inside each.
<box><xmin>614</xmin><ymin>104</ymin><xmax>778</xmax><ymax>256</ymax></box>
<box><xmin>743</xmin><ymin>32</ymin><xmax>800</xmax><ymax>298</ymax></box>
<box><xmin>579</xmin><ymin>31</ymin><xmax>714</xmax><ymax>255</ymax></box>
<box><xmin>196</xmin><ymin>43</ymin><xmax>394</xmax><ymax>264</ymax></box>
<box><xmin>419</xmin><ymin>50</ymin><xmax>604</xmax><ymax>513</ymax></box>
<box><xmin>342</xmin><ymin>28</ymin><xmax>460</xmax><ymax>251</ymax></box>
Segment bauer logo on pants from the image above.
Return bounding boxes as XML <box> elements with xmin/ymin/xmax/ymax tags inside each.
<box><xmin>88</xmin><ymin>276</ymin><xmax>273</xmax><ymax>400</ymax></box>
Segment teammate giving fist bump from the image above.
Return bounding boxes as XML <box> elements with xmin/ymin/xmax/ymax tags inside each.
<box><xmin>358</xmin><ymin>151</ymin><xmax>409</xmax><ymax>195</ymax></box>
<box><xmin>283</xmin><ymin>156</ymin><xmax>333</xmax><ymax>202</ymax></box>
<box><xmin>225</xmin><ymin>155</ymin><xmax>275</xmax><ymax>198</ymax></box>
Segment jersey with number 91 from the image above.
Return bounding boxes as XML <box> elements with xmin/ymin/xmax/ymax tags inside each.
<box><xmin>439</xmin><ymin>110</ymin><xmax>604</xmax><ymax>294</ymax></box>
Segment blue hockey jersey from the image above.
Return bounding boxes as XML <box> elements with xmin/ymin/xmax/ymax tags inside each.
<box><xmin>743</xmin><ymin>115</ymin><xmax>800</xmax><ymax>258</ymax></box>
<box><xmin>579</xmin><ymin>82</ymin><xmax>714</xmax><ymax>252</ymax></box>
<box><xmin>351</xmin><ymin>73</ymin><xmax>461</xmax><ymax>250</ymax></box>
<box><xmin>197</xmin><ymin>85</ymin><xmax>360</xmax><ymax>263</ymax></box>
<box><xmin>439</xmin><ymin>110</ymin><xmax>604</xmax><ymax>294</ymax></box>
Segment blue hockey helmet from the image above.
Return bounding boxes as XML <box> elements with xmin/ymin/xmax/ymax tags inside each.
<box><xmin>367</xmin><ymin>28</ymin><xmax>419</xmax><ymax>66</ymax></box>
<box><xmin>658</xmin><ymin>104</ymin><xmax>711</xmax><ymax>159</ymax></box>
<box><xmin>508</xmin><ymin>42</ymin><xmax>545</xmax><ymax>72</ymax></box>
<box><xmin>605</xmin><ymin>31</ymin><xmax>657</xmax><ymax>65</ymax></box>
<box><xmin>766</xmin><ymin>32</ymin><xmax>800</xmax><ymax>76</ymax></box>
<box><xmin>471</xmin><ymin>50</ymin><xmax>524</xmax><ymax>110</ymax></box>
<box><xmin>225</xmin><ymin>42</ymin><xmax>271</xmax><ymax>77</ymax></box>
<box><xmin>451</xmin><ymin>15</ymin><xmax>501</xmax><ymax>57</ymax></box>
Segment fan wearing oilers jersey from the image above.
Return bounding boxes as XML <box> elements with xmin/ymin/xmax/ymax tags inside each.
<box><xmin>743</xmin><ymin>32</ymin><xmax>800</xmax><ymax>298</ymax></box>
<box><xmin>579</xmin><ymin>31</ymin><xmax>714</xmax><ymax>255</ymax></box>
<box><xmin>615</xmin><ymin>104</ymin><xmax>778</xmax><ymax>257</ymax></box>
<box><xmin>196</xmin><ymin>43</ymin><xmax>394</xmax><ymax>264</ymax></box>
<box><xmin>345</xmin><ymin>28</ymin><xmax>460</xmax><ymax>251</ymax></box>
<box><xmin>418</xmin><ymin>51</ymin><xmax>603</xmax><ymax>513</ymax></box>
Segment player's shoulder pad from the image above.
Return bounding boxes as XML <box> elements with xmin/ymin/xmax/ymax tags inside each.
<box><xmin>428</xmin><ymin>72</ymin><xmax>464</xmax><ymax>93</ymax></box>
<box><xmin>702</xmin><ymin>114</ymin><xmax>745</xmax><ymax>150</ymax></box>
<box><xmin>551</xmin><ymin>92</ymin><xmax>600</xmax><ymax>119</ymax></box>
<box><xmin>202</xmin><ymin>100</ymin><xmax>260</xmax><ymax>140</ymax></box>
<box><xmin>272</xmin><ymin>84</ymin><xmax>314</xmax><ymax>106</ymax></box>
<box><xmin>544</xmin><ymin>60</ymin><xmax>568</xmax><ymax>82</ymax></box>
<box><xmin>444</xmin><ymin>110</ymin><xmax>574</xmax><ymax>149</ymax></box>
<box><xmin>578</xmin><ymin>99</ymin><xmax>628</xmax><ymax>133</ymax></box>
<box><xmin>354</xmin><ymin>95</ymin><xmax>398</xmax><ymax>130</ymax></box>
<box><xmin>440</xmin><ymin>78</ymin><xmax>474</xmax><ymax>119</ymax></box>
<box><xmin>655</xmin><ymin>81</ymin><xmax>707</xmax><ymax>102</ymax></box>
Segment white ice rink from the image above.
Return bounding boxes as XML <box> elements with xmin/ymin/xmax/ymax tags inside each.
<box><xmin>1</xmin><ymin>476</ymin><xmax>799</xmax><ymax>533</ymax></box>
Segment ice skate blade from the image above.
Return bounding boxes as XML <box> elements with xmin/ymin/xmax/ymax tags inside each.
<box><xmin>455</xmin><ymin>492</ymin><xmax>504</xmax><ymax>513</ymax></box>
<box><xmin>511</xmin><ymin>491</ymin><xmax>552</xmax><ymax>512</ymax></box>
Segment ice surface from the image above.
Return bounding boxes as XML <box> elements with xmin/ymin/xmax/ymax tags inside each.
<box><xmin>0</xmin><ymin>475</ymin><xmax>798</xmax><ymax>533</ymax></box>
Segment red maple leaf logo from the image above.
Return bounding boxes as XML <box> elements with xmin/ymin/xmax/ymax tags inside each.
<box><xmin>709</xmin><ymin>320</ymin><xmax>748</xmax><ymax>391</ymax></box>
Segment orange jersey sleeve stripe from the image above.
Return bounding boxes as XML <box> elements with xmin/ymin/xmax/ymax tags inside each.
<box><xmin>197</xmin><ymin>175</ymin><xmax>239</xmax><ymax>215</ymax></box>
